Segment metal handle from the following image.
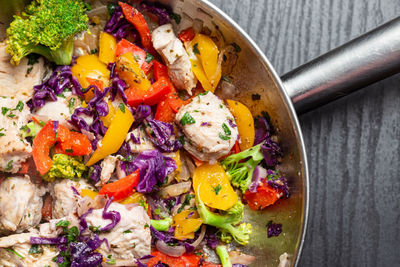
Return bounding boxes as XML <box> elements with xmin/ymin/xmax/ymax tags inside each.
<box><xmin>281</xmin><ymin>16</ymin><xmax>400</xmax><ymax>114</ymax></box>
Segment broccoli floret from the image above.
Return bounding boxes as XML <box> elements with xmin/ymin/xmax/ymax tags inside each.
<box><xmin>43</xmin><ymin>154</ymin><xmax>87</xmax><ymax>182</ymax></box>
<box><xmin>221</xmin><ymin>144</ymin><xmax>264</xmax><ymax>193</ymax></box>
<box><xmin>150</xmin><ymin>217</ymin><xmax>173</xmax><ymax>232</ymax></box>
<box><xmin>216</xmin><ymin>245</ymin><xmax>232</xmax><ymax>267</ymax></box>
<box><xmin>6</xmin><ymin>0</ymin><xmax>89</xmax><ymax>65</ymax></box>
<box><xmin>19</xmin><ymin>121</ymin><xmax>43</xmax><ymax>139</ymax></box>
<box><xmin>195</xmin><ymin>187</ymin><xmax>252</xmax><ymax>245</ymax></box>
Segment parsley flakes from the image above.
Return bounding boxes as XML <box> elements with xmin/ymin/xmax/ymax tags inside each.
<box><xmin>193</xmin><ymin>43</ymin><xmax>200</xmax><ymax>55</ymax></box>
<box><xmin>180</xmin><ymin>112</ymin><xmax>196</xmax><ymax>125</ymax></box>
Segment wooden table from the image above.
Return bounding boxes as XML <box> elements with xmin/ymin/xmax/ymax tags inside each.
<box><xmin>210</xmin><ymin>1</ymin><xmax>400</xmax><ymax>266</ymax></box>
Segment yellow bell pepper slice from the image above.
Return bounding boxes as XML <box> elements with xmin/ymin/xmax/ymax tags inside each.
<box><xmin>120</xmin><ymin>192</ymin><xmax>146</xmax><ymax>204</ymax></box>
<box><xmin>100</xmin><ymin>101</ymin><xmax>116</xmax><ymax>127</ymax></box>
<box><xmin>193</xmin><ymin>163</ymin><xmax>238</xmax><ymax>211</ymax></box>
<box><xmin>71</xmin><ymin>54</ymin><xmax>110</xmax><ymax>89</ymax></box>
<box><xmin>86</xmin><ymin>103</ymin><xmax>134</xmax><ymax>166</ymax></box>
<box><xmin>173</xmin><ymin>210</ymin><xmax>203</xmax><ymax>240</ymax></box>
<box><xmin>226</xmin><ymin>100</ymin><xmax>255</xmax><ymax>151</ymax></box>
<box><xmin>192</xmin><ymin>34</ymin><xmax>221</xmax><ymax>90</ymax></box>
<box><xmin>81</xmin><ymin>189</ymin><xmax>98</xmax><ymax>200</ymax></box>
<box><xmin>99</xmin><ymin>32</ymin><xmax>116</xmax><ymax>64</ymax></box>
<box><xmin>116</xmin><ymin>53</ymin><xmax>151</xmax><ymax>91</ymax></box>
<box><xmin>190</xmin><ymin>59</ymin><xmax>213</xmax><ymax>92</ymax></box>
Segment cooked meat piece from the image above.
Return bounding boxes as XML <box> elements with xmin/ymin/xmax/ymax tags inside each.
<box><xmin>0</xmin><ymin>232</ymin><xmax>58</xmax><ymax>267</ymax></box>
<box><xmin>34</xmin><ymin>92</ymin><xmax>81</xmax><ymax>127</ymax></box>
<box><xmin>50</xmin><ymin>179</ymin><xmax>95</xmax><ymax>219</ymax></box>
<box><xmin>126</xmin><ymin>127</ymin><xmax>155</xmax><ymax>153</ymax></box>
<box><xmin>0</xmin><ymin>97</ymin><xmax>32</xmax><ymax>173</ymax></box>
<box><xmin>0</xmin><ymin>42</ymin><xmax>45</xmax><ymax>101</ymax></box>
<box><xmin>152</xmin><ymin>24</ymin><xmax>196</xmax><ymax>94</ymax></box>
<box><xmin>0</xmin><ymin>176</ymin><xmax>45</xmax><ymax>233</ymax></box>
<box><xmin>96</xmin><ymin>155</ymin><xmax>118</xmax><ymax>186</ymax></box>
<box><xmin>84</xmin><ymin>202</ymin><xmax>151</xmax><ymax>265</ymax></box>
<box><xmin>175</xmin><ymin>91</ymin><xmax>238</xmax><ymax>163</ymax></box>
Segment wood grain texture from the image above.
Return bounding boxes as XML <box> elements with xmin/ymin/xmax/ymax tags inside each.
<box><xmin>209</xmin><ymin>1</ymin><xmax>400</xmax><ymax>266</ymax></box>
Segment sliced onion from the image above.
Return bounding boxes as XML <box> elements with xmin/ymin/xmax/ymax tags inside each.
<box><xmin>229</xmin><ymin>250</ymin><xmax>256</xmax><ymax>265</ymax></box>
<box><xmin>190</xmin><ymin>224</ymin><xmax>206</xmax><ymax>248</ymax></box>
<box><xmin>156</xmin><ymin>240</ymin><xmax>186</xmax><ymax>257</ymax></box>
<box><xmin>179</xmin><ymin>152</ymin><xmax>195</xmax><ymax>181</ymax></box>
<box><xmin>192</xmin><ymin>18</ymin><xmax>204</xmax><ymax>33</ymax></box>
<box><xmin>160</xmin><ymin>181</ymin><xmax>192</xmax><ymax>198</ymax></box>
<box><xmin>87</xmin><ymin>6</ymin><xmax>108</xmax><ymax>18</ymax></box>
<box><xmin>218</xmin><ymin>80</ymin><xmax>238</xmax><ymax>99</ymax></box>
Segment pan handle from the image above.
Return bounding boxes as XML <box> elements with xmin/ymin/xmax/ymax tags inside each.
<box><xmin>281</xmin><ymin>16</ymin><xmax>400</xmax><ymax>114</ymax></box>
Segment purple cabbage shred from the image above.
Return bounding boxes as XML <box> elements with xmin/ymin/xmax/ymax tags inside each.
<box><xmin>138</xmin><ymin>1</ymin><xmax>171</xmax><ymax>25</ymax></box>
<box><xmin>266</xmin><ymin>221</ymin><xmax>282</xmax><ymax>238</ymax></box>
<box><xmin>100</xmin><ymin>198</ymin><xmax>121</xmax><ymax>231</ymax></box>
<box><xmin>144</xmin><ymin>119</ymin><xmax>182</xmax><ymax>152</ymax></box>
<box><xmin>104</xmin><ymin>6</ymin><xmax>136</xmax><ymax>41</ymax></box>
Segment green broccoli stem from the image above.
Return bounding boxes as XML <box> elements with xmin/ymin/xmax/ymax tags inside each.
<box><xmin>216</xmin><ymin>245</ymin><xmax>232</xmax><ymax>267</ymax></box>
<box><xmin>150</xmin><ymin>218</ymin><xmax>173</xmax><ymax>232</ymax></box>
<box><xmin>31</xmin><ymin>38</ymin><xmax>74</xmax><ymax>65</ymax></box>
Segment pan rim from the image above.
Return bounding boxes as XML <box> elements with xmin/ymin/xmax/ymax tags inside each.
<box><xmin>195</xmin><ymin>0</ymin><xmax>310</xmax><ymax>265</ymax></box>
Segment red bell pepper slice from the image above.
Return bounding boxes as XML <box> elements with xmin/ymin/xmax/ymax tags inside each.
<box><xmin>147</xmin><ymin>251</ymin><xmax>201</xmax><ymax>267</ymax></box>
<box><xmin>32</xmin><ymin>121</ymin><xmax>70</xmax><ymax>175</ymax></box>
<box><xmin>99</xmin><ymin>170</ymin><xmax>140</xmax><ymax>201</ymax></box>
<box><xmin>118</xmin><ymin>2</ymin><xmax>156</xmax><ymax>55</ymax></box>
<box><xmin>153</xmin><ymin>61</ymin><xmax>169</xmax><ymax>80</ymax></box>
<box><xmin>155</xmin><ymin>99</ymin><xmax>175</xmax><ymax>123</ymax></box>
<box><xmin>54</xmin><ymin>131</ymin><xmax>93</xmax><ymax>156</ymax></box>
<box><xmin>126</xmin><ymin>76</ymin><xmax>171</xmax><ymax>107</ymax></box>
<box><xmin>244</xmin><ymin>181</ymin><xmax>282</xmax><ymax>210</ymax></box>
<box><xmin>178</xmin><ymin>27</ymin><xmax>195</xmax><ymax>43</ymax></box>
<box><xmin>115</xmin><ymin>39</ymin><xmax>154</xmax><ymax>73</ymax></box>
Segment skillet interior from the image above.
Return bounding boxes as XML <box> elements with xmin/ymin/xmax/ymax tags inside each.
<box><xmin>172</xmin><ymin>1</ymin><xmax>309</xmax><ymax>266</ymax></box>
<box><xmin>0</xmin><ymin>0</ymin><xmax>309</xmax><ymax>266</ymax></box>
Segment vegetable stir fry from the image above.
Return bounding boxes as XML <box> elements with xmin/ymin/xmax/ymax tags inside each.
<box><xmin>0</xmin><ymin>1</ymin><xmax>290</xmax><ymax>266</ymax></box>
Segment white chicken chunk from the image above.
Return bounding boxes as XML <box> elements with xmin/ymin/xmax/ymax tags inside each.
<box><xmin>0</xmin><ymin>176</ymin><xmax>45</xmax><ymax>233</ymax></box>
<box><xmin>34</xmin><ymin>91</ymin><xmax>82</xmax><ymax>127</ymax></box>
<box><xmin>50</xmin><ymin>179</ymin><xmax>95</xmax><ymax>219</ymax></box>
<box><xmin>0</xmin><ymin>97</ymin><xmax>32</xmax><ymax>173</ymax></box>
<box><xmin>175</xmin><ymin>91</ymin><xmax>239</xmax><ymax>163</ymax></box>
<box><xmin>126</xmin><ymin>127</ymin><xmax>155</xmax><ymax>153</ymax></box>
<box><xmin>152</xmin><ymin>24</ymin><xmax>196</xmax><ymax>94</ymax></box>
<box><xmin>84</xmin><ymin>202</ymin><xmax>151</xmax><ymax>265</ymax></box>
<box><xmin>97</xmin><ymin>155</ymin><xmax>118</xmax><ymax>186</ymax></box>
<box><xmin>0</xmin><ymin>42</ymin><xmax>45</xmax><ymax>101</ymax></box>
<box><xmin>0</xmin><ymin>232</ymin><xmax>58</xmax><ymax>267</ymax></box>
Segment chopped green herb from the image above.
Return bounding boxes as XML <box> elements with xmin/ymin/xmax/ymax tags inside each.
<box><xmin>57</xmin><ymin>93</ymin><xmax>66</xmax><ymax>98</ymax></box>
<box><xmin>139</xmin><ymin>199</ymin><xmax>149</xmax><ymax>210</ymax></box>
<box><xmin>119</xmin><ymin>103</ymin><xmax>126</xmax><ymax>113</ymax></box>
<box><xmin>0</xmin><ymin>127</ymin><xmax>5</xmax><ymax>137</ymax></box>
<box><xmin>1</xmin><ymin>107</ymin><xmax>10</xmax><ymax>115</ymax></box>
<box><xmin>65</xmin><ymin>148</ymin><xmax>74</xmax><ymax>153</ymax></box>
<box><xmin>29</xmin><ymin>244</ymin><xmax>43</xmax><ymax>254</ymax></box>
<box><xmin>193</xmin><ymin>43</ymin><xmax>200</xmax><ymax>55</ymax></box>
<box><xmin>222</xmin><ymin>123</ymin><xmax>231</xmax><ymax>136</ymax></box>
<box><xmin>144</xmin><ymin>223</ymin><xmax>149</xmax><ymax>228</ymax></box>
<box><xmin>89</xmin><ymin>225</ymin><xmax>101</xmax><ymax>233</ymax></box>
<box><xmin>232</xmin><ymin>42</ymin><xmax>241</xmax><ymax>52</ymax></box>
<box><xmin>107</xmin><ymin>3</ymin><xmax>118</xmax><ymax>15</ymax></box>
<box><xmin>180</xmin><ymin>112</ymin><xmax>196</xmax><ymax>125</ymax></box>
<box><xmin>219</xmin><ymin>104</ymin><xmax>223</xmax><ymax>109</ymax></box>
<box><xmin>15</xmin><ymin>101</ymin><xmax>24</xmax><ymax>112</ymax></box>
<box><xmin>194</xmin><ymin>251</ymin><xmax>203</xmax><ymax>256</ymax></box>
<box><xmin>221</xmin><ymin>75</ymin><xmax>231</xmax><ymax>82</ymax></box>
<box><xmin>39</xmin><ymin>120</ymin><xmax>46</xmax><ymax>126</ymax></box>
<box><xmin>4</xmin><ymin>160</ymin><xmax>13</xmax><ymax>171</ymax></box>
<box><xmin>7</xmin><ymin>113</ymin><xmax>16</xmax><ymax>118</ymax></box>
<box><xmin>177</xmin><ymin>194</ymin><xmax>195</xmax><ymax>213</ymax></box>
<box><xmin>178</xmin><ymin>136</ymin><xmax>185</xmax><ymax>145</ymax></box>
<box><xmin>69</xmin><ymin>97</ymin><xmax>75</xmax><ymax>114</ymax></box>
<box><xmin>56</xmin><ymin>220</ymin><xmax>70</xmax><ymax>228</ymax></box>
<box><xmin>5</xmin><ymin>248</ymin><xmax>24</xmax><ymax>259</ymax></box>
<box><xmin>106</xmin><ymin>254</ymin><xmax>116</xmax><ymax>265</ymax></box>
<box><xmin>90</xmin><ymin>48</ymin><xmax>98</xmax><ymax>54</ymax></box>
<box><xmin>123</xmin><ymin>230</ymin><xmax>132</xmax><ymax>234</ymax></box>
<box><xmin>145</xmin><ymin>52</ymin><xmax>154</xmax><ymax>63</ymax></box>
<box><xmin>170</xmin><ymin>12</ymin><xmax>182</xmax><ymax>24</ymax></box>
<box><xmin>219</xmin><ymin>133</ymin><xmax>231</xmax><ymax>141</ymax></box>
<box><xmin>193</xmin><ymin>110</ymin><xmax>199</xmax><ymax>112</ymax></box>
<box><xmin>212</xmin><ymin>184</ymin><xmax>222</xmax><ymax>195</ymax></box>
<box><xmin>65</xmin><ymin>226</ymin><xmax>80</xmax><ymax>243</ymax></box>
<box><xmin>133</xmin><ymin>54</ymin><xmax>141</xmax><ymax>62</ymax></box>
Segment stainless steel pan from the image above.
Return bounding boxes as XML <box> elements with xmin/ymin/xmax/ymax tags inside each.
<box><xmin>1</xmin><ymin>0</ymin><xmax>399</xmax><ymax>266</ymax></box>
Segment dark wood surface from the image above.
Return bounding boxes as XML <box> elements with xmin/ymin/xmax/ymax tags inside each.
<box><xmin>209</xmin><ymin>1</ymin><xmax>400</xmax><ymax>266</ymax></box>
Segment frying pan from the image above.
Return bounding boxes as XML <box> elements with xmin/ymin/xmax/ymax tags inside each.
<box><xmin>1</xmin><ymin>0</ymin><xmax>400</xmax><ymax>266</ymax></box>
